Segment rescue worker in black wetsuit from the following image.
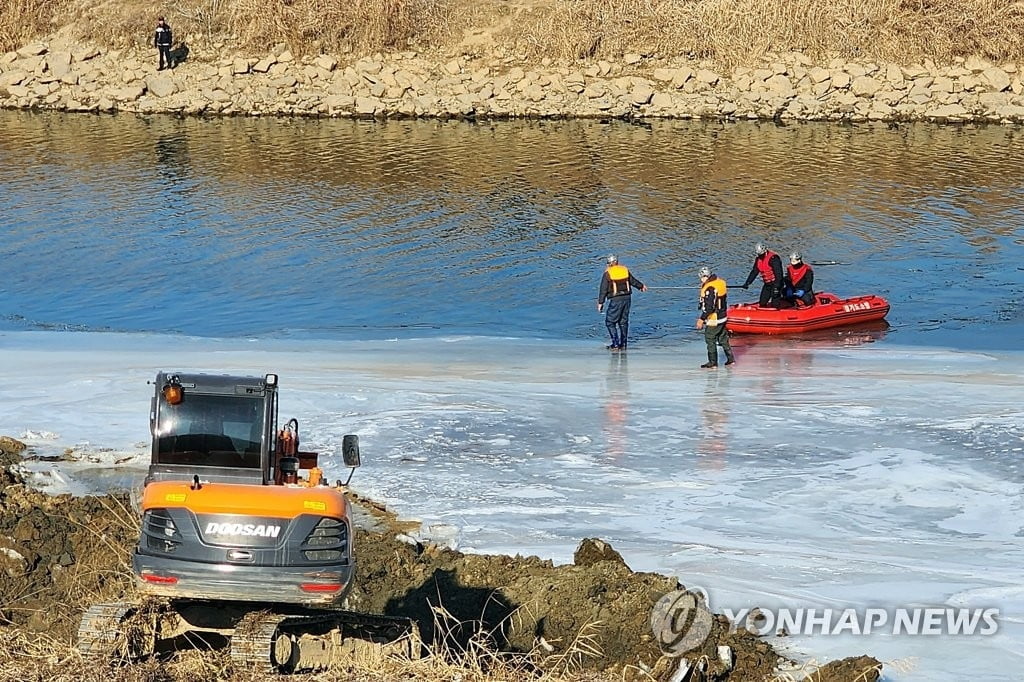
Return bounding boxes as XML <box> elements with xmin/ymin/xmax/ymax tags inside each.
<box><xmin>154</xmin><ymin>17</ymin><xmax>173</xmax><ymax>70</ymax></box>
<box><xmin>696</xmin><ymin>266</ymin><xmax>735</xmax><ymax>368</ymax></box>
<box><xmin>783</xmin><ymin>251</ymin><xmax>815</xmax><ymax>307</ymax></box>
<box><xmin>597</xmin><ymin>254</ymin><xmax>647</xmax><ymax>351</ymax></box>
<box><xmin>741</xmin><ymin>242</ymin><xmax>785</xmax><ymax>308</ymax></box>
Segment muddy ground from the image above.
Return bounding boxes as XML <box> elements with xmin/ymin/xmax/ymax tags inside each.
<box><xmin>0</xmin><ymin>435</ymin><xmax>880</xmax><ymax>681</ymax></box>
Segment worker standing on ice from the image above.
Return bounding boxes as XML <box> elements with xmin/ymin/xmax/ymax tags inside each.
<box><xmin>696</xmin><ymin>265</ymin><xmax>735</xmax><ymax>368</ymax></box>
<box><xmin>597</xmin><ymin>254</ymin><xmax>646</xmax><ymax>351</ymax></box>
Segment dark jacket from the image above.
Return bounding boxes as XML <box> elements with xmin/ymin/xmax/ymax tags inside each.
<box><xmin>154</xmin><ymin>23</ymin><xmax>173</xmax><ymax>48</ymax></box>
<box><xmin>785</xmin><ymin>262</ymin><xmax>814</xmax><ymax>294</ymax></box>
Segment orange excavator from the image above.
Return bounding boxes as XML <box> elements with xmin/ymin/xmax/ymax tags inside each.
<box><xmin>77</xmin><ymin>372</ymin><xmax>417</xmax><ymax>672</ymax></box>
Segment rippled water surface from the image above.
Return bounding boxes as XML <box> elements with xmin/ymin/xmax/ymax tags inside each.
<box><xmin>2</xmin><ymin>111</ymin><xmax>1022</xmax><ymax>348</ymax></box>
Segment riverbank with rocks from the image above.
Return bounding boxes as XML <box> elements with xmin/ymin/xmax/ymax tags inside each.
<box><xmin>2</xmin><ymin>37</ymin><xmax>1023</xmax><ymax>124</ymax></box>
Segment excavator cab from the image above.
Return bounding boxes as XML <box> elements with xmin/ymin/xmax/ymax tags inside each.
<box><xmin>148</xmin><ymin>372</ymin><xmax>275</xmax><ymax>484</ymax></box>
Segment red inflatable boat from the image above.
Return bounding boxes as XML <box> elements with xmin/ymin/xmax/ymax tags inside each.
<box><xmin>728</xmin><ymin>292</ymin><xmax>890</xmax><ymax>334</ymax></box>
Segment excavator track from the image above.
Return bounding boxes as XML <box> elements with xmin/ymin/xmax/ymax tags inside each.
<box><xmin>77</xmin><ymin>603</ymin><xmax>134</xmax><ymax>658</ymax></box>
<box><xmin>230</xmin><ymin>612</ymin><xmax>293</xmax><ymax>672</ymax></box>
<box><xmin>230</xmin><ymin>610</ymin><xmax>419</xmax><ymax>674</ymax></box>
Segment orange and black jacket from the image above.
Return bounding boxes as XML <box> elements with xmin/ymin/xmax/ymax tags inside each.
<box><xmin>598</xmin><ymin>265</ymin><xmax>644</xmax><ymax>304</ymax></box>
<box><xmin>699</xmin><ymin>276</ymin><xmax>729</xmax><ymax>324</ymax></box>
<box><xmin>743</xmin><ymin>251</ymin><xmax>784</xmax><ymax>287</ymax></box>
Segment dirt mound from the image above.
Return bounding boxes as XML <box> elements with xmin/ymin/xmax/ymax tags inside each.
<box><xmin>0</xmin><ymin>436</ymin><xmax>27</xmax><ymax>468</ymax></box>
<box><xmin>0</xmin><ymin>450</ymin><xmax>880</xmax><ymax>681</ymax></box>
<box><xmin>0</xmin><ymin>467</ymin><xmax>137</xmax><ymax>634</ymax></box>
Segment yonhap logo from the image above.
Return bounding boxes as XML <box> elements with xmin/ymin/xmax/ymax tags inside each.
<box><xmin>204</xmin><ymin>522</ymin><xmax>281</xmax><ymax>538</ymax></box>
<box><xmin>723</xmin><ymin>606</ymin><xmax>999</xmax><ymax>637</ymax></box>
<box><xmin>650</xmin><ymin>588</ymin><xmax>714</xmax><ymax>656</ymax></box>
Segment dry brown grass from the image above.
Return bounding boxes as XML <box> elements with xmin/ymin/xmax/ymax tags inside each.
<box><xmin>5</xmin><ymin>0</ymin><xmax>1023</xmax><ymax>66</ymax></box>
<box><xmin>65</xmin><ymin>0</ymin><xmax>230</xmax><ymax>51</ymax></box>
<box><xmin>0</xmin><ymin>599</ymin><xmax>609</xmax><ymax>682</ymax></box>
<box><xmin>0</xmin><ymin>0</ymin><xmax>72</xmax><ymax>53</ymax></box>
<box><xmin>508</xmin><ymin>0</ymin><xmax>1024</xmax><ymax>67</ymax></box>
<box><xmin>0</xmin><ymin>493</ymin><xmax>142</xmax><ymax>682</ymax></box>
<box><xmin>63</xmin><ymin>494</ymin><xmax>141</xmax><ymax>598</ymax></box>
<box><xmin>49</xmin><ymin>0</ymin><xmax>462</xmax><ymax>58</ymax></box>
<box><xmin>230</xmin><ymin>0</ymin><xmax>458</xmax><ymax>56</ymax></box>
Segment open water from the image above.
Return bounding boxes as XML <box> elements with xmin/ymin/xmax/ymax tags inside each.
<box><xmin>2</xmin><ymin>111</ymin><xmax>1022</xmax><ymax>347</ymax></box>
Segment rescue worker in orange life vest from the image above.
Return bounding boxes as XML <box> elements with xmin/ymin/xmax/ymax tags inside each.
<box><xmin>597</xmin><ymin>254</ymin><xmax>647</xmax><ymax>351</ymax></box>
<box><xmin>741</xmin><ymin>242</ymin><xmax>785</xmax><ymax>308</ymax></box>
<box><xmin>783</xmin><ymin>251</ymin><xmax>815</xmax><ymax>307</ymax></box>
<box><xmin>696</xmin><ymin>266</ymin><xmax>735</xmax><ymax>368</ymax></box>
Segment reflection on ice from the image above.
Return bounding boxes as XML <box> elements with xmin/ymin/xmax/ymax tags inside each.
<box><xmin>0</xmin><ymin>330</ymin><xmax>1022</xmax><ymax>680</ymax></box>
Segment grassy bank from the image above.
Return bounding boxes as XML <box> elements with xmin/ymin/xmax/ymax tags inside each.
<box><xmin>2</xmin><ymin>0</ymin><xmax>1023</xmax><ymax>68</ymax></box>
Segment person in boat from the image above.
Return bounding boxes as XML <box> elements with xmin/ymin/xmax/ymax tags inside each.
<box><xmin>740</xmin><ymin>242</ymin><xmax>784</xmax><ymax>308</ymax></box>
<box><xmin>696</xmin><ymin>266</ymin><xmax>735</xmax><ymax>369</ymax></box>
<box><xmin>598</xmin><ymin>254</ymin><xmax>647</xmax><ymax>351</ymax></box>
<box><xmin>783</xmin><ymin>251</ymin><xmax>815</xmax><ymax>307</ymax></box>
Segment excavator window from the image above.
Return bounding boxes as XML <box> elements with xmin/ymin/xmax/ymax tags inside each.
<box><xmin>155</xmin><ymin>393</ymin><xmax>264</xmax><ymax>469</ymax></box>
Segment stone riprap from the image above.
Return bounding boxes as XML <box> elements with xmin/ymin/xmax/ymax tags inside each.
<box><xmin>2</xmin><ymin>40</ymin><xmax>1023</xmax><ymax>123</ymax></box>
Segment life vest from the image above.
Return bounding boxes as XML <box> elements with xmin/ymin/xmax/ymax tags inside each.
<box><xmin>699</xmin><ymin>277</ymin><xmax>728</xmax><ymax>325</ymax></box>
<box><xmin>606</xmin><ymin>264</ymin><xmax>632</xmax><ymax>296</ymax></box>
<box><xmin>787</xmin><ymin>262</ymin><xmax>811</xmax><ymax>288</ymax></box>
<box><xmin>756</xmin><ymin>251</ymin><xmax>779</xmax><ymax>284</ymax></box>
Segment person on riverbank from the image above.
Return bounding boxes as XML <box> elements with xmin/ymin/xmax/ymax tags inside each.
<box><xmin>597</xmin><ymin>254</ymin><xmax>647</xmax><ymax>351</ymax></box>
<box><xmin>741</xmin><ymin>242</ymin><xmax>784</xmax><ymax>308</ymax></box>
<box><xmin>696</xmin><ymin>266</ymin><xmax>735</xmax><ymax>369</ymax></box>
<box><xmin>154</xmin><ymin>17</ymin><xmax>173</xmax><ymax>71</ymax></box>
<box><xmin>783</xmin><ymin>251</ymin><xmax>815</xmax><ymax>307</ymax></box>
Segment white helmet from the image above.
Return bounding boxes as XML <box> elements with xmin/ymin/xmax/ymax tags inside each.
<box><xmin>755</xmin><ymin>242</ymin><xmax>767</xmax><ymax>256</ymax></box>
<box><xmin>606</xmin><ymin>254</ymin><xmax>618</xmax><ymax>265</ymax></box>
<box><xmin>698</xmin><ymin>266</ymin><xmax>711</xmax><ymax>279</ymax></box>
<box><xmin>790</xmin><ymin>251</ymin><xmax>802</xmax><ymax>265</ymax></box>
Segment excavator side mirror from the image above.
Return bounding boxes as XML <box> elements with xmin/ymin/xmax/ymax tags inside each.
<box><xmin>342</xmin><ymin>435</ymin><xmax>361</xmax><ymax>468</ymax></box>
